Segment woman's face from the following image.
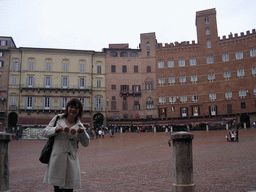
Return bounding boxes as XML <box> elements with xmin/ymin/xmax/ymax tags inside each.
<box><xmin>67</xmin><ymin>104</ymin><xmax>80</xmax><ymax>118</ymax></box>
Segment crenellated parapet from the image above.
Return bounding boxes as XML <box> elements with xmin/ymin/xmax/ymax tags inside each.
<box><xmin>157</xmin><ymin>40</ymin><xmax>199</xmax><ymax>50</ymax></box>
<box><xmin>219</xmin><ymin>29</ymin><xmax>256</xmax><ymax>42</ymax></box>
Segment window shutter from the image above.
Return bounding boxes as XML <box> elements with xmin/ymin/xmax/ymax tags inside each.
<box><xmin>50</xmin><ymin>77</ymin><xmax>52</xmax><ymax>87</ymax></box>
<box><xmin>61</xmin><ymin>78</ymin><xmax>63</xmax><ymax>88</ymax></box>
<box><xmin>25</xmin><ymin>97</ymin><xmax>28</xmax><ymax>109</ymax></box>
<box><xmin>50</xmin><ymin>98</ymin><xmax>52</xmax><ymax>108</ymax></box>
<box><xmin>84</xmin><ymin>98</ymin><xmax>87</xmax><ymax>110</ymax></box>
<box><xmin>32</xmin><ymin>97</ymin><xmax>35</xmax><ymax>109</ymax></box>
<box><xmin>198</xmin><ymin>107</ymin><xmax>200</xmax><ymax>116</ymax></box>
<box><xmin>100</xmin><ymin>99</ymin><xmax>103</xmax><ymax>109</ymax></box>
<box><xmin>84</xmin><ymin>78</ymin><xmax>86</xmax><ymax>89</ymax></box>
<box><xmin>42</xmin><ymin>97</ymin><xmax>45</xmax><ymax>108</ymax></box>
<box><xmin>78</xmin><ymin>79</ymin><xmax>80</xmax><ymax>88</ymax></box>
<box><xmin>60</xmin><ymin>98</ymin><xmax>63</xmax><ymax>109</ymax></box>
<box><xmin>67</xmin><ymin>78</ymin><xmax>69</xmax><ymax>88</ymax></box>
<box><xmin>32</xmin><ymin>77</ymin><xmax>35</xmax><ymax>87</ymax></box>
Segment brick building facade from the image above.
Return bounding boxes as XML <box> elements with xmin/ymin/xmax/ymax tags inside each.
<box><xmin>156</xmin><ymin>8</ymin><xmax>256</xmax><ymax>130</ymax></box>
<box><xmin>104</xmin><ymin>33</ymin><xmax>158</xmax><ymax>131</ymax></box>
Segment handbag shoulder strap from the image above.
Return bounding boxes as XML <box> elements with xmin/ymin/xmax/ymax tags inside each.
<box><xmin>53</xmin><ymin>115</ymin><xmax>60</xmax><ymax>127</ymax></box>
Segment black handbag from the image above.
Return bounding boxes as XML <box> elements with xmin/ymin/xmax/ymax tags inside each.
<box><xmin>39</xmin><ymin>116</ymin><xmax>59</xmax><ymax>164</ymax></box>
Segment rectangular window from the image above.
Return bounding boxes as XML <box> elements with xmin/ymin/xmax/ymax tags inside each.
<box><xmin>227</xmin><ymin>104</ymin><xmax>232</xmax><ymax>113</ymax></box>
<box><xmin>120</xmin><ymin>85</ymin><xmax>129</xmax><ymax>92</ymax></box>
<box><xmin>178</xmin><ymin>59</ymin><xmax>185</xmax><ymax>67</ymax></box>
<box><xmin>209</xmin><ymin>93</ymin><xmax>216</xmax><ymax>101</ymax></box>
<box><xmin>61</xmin><ymin>98</ymin><xmax>69</xmax><ymax>109</ymax></box>
<box><xmin>250</xmin><ymin>48</ymin><xmax>256</xmax><ymax>57</ymax></box>
<box><xmin>111</xmin><ymin>65</ymin><xmax>116</xmax><ymax>73</ymax></box>
<box><xmin>208</xmin><ymin>73</ymin><xmax>215</xmax><ymax>82</ymax></box>
<box><xmin>192</xmin><ymin>95</ymin><xmax>199</xmax><ymax>102</ymax></box>
<box><xmin>225</xmin><ymin>92</ymin><xmax>232</xmax><ymax>99</ymax></box>
<box><xmin>43</xmin><ymin>97</ymin><xmax>51</xmax><ymax>109</ymax></box>
<box><xmin>207</xmin><ymin>56</ymin><xmax>214</xmax><ymax>64</ymax></box>
<box><xmin>12</xmin><ymin>76</ymin><xmax>17</xmax><ymax>85</ymax></box>
<box><xmin>133</xmin><ymin>85</ymin><xmax>140</xmax><ymax>93</ymax></box>
<box><xmin>79</xmin><ymin>98</ymin><xmax>87</xmax><ymax>110</ymax></box>
<box><xmin>13</xmin><ymin>62</ymin><xmax>19</xmax><ymax>71</ymax></box>
<box><xmin>207</xmin><ymin>40</ymin><xmax>211</xmax><ymax>48</ymax></box>
<box><xmin>158</xmin><ymin>78</ymin><xmax>165</xmax><ymax>85</ymax></box>
<box><xmin>239</xmin><ymin>90</ymin><xmax>247</xmax><ymax>98</ymax></box>
<box><xmin>134</xmin><ymin>65</ymin><xmax>138</xmax><ymax>73</ymax></box>
<box><xmin>158</xmin><ymin>61</ymin><xmax>164</xmax><ymax>68</ymax></box>
<box><xmin>252</xmin><ymin>67</ymin><xmax>256</xmax><ymax>75</ymax></box>
<box><xmin>222</xmin><ymin>54</ymin><xmax>230</xmax><ymax>62</ymax></box>
<box><xmin>254</xmin><ymin>88</ymin><xmax>256</xmax><ymax>96</ymax></box>
<box><xmin>26</xmin><ymin>76</ymin><xmax>34</xmax><ymax>87</ymax></box>
<box><xmin>189</xmin><ymin>58</ymin><xmax>196</xmax><ymax>66</ymax></box>
<box><xmin>179</xmin><ymin>76</ymin><xmax>186</xmax><ymax>84</ymax></box>
<box><xmin>44</xmin><ymin>77</ymin><xmax>52</xmax><ymax>88</ymax></box>
<box><xmin>241</xmin><ymin>102</ymin><xmax>246</xmax><ymax>109</ymax></box>
<box><xmin>168</xmin><ymin>60</ymin><xmax>174</xmax><ymax>68</ymax></box>
<box><xmin>79</xmin><ymin>78</ymin><xmax>86</xmax><ymax>88</ymax></box>
<box><xmin>0</xmin><ymin>52</ymin><xmax>3</xmax><ymax>57</ymax></box>
<box><xmin>111</xmin><ymin>84</ymin><xmax>116</xmax><ymax>90</ymax></box>
<box><xmin>122</xmin><ymin>65</ymin><xmax>127</xmax><ymax>73</ymax></box>
<box><xmin>237</xmin><ymin>69</ymin><xmax>245</xmax><ymax>78</ymax></box>
<box><xmin>235</xmin><ymin>51</ymin><xmax>243</xmax><ymax>60</ymax></box>
<box><xmin>80</xmin><ymin>64</ymin><xmax>85</xmax><ymax>73</ymax></box>
<box><xmin>210</xmin><ymin>106</ymin><xmax>217</xmax><ymax>116</ymax></box>
<box><xmin>133</xmin><ymin>101</ymin><xmax>140</xmax><ymax>110</ymax></box>
<box><xmin>10</xmin><ymin>96</ymin><xmax>17</xmax><ymax>110</ymax></box>
<box><xmin>28</xmin><ymin>62</ymin><xmax>34</xmax><ymax>71</ymax></box>
<box><xmin>159</xmin><ymin>97</ymin><xmax>166</xmax><ymax>104</ymax></box>
<box><xmin>181</xmin><ymin>107</ymin><xmax>188</xmax><ymax>117</ymax></box>
<box><xmin>146</xmin><ymin>101</ymin><xmax>154</xmax><ymax>109</ymax></box>
<box><xmin>97</xmin><ymin>65</ymin><xmax>102</xmax><ymax>74</ymax></box>
<box><xmin>145</xmin><ymin>82</ymin><xmax>153</xmax><ymax>90</ymax></box>
<box><xmin>46</xmin><ymin>62</ymin><xmax>51</xmax><ymax>72</ymax></box>
<box><xmin>61</xmin><ymin>77</ymin><xmax>69</xmax><ymax>88</ymax></box>
<box><xmin>97</xmin><ymin>79</ymin><xmax>101</xmax><ymax>87</ymax></box>
<box><xmin>168</xmin><ymin>77</ymin><xmax>175</xmax><ymax>85</ymax></box>
<box><xmin>192</xmin><ymin>107</ymin><xmax>200</xmax><ymax>116</ymax></box>
<box><xmin>0</xmin><ymin>40</ymin><xmax>7</xmax><ymax>46</ymax></box>
<box><xmin>169</xmin><ymin>96</ymin><xmax>176</xmax><ymax>103</ymax></box>
<box><xmin>191</xmin><ymin>75</ymin><xmax>198</xmax><ymax>83</ymax></box>
<box><xmin>180</xmin><ymin>95</ymin><xmax>187</xmax><ymax>103</ymax></box>
<box><xmin>0</xmin><ymin>61</ymin><xmax>3</xmax><ymax>67</ymax></box>
<box><xmin>147</xmin><ymin>66</ymin><xmax>151</xmax><ymax>73</ymax></box>
<box><xmin>63</xmin><ymin>63</ymin><xmax>68</xmax><ymax>72</ymax></box>
<box><xmin>26</xmin><ymin>97</ymin><xmax>34</xmax><ymax>109</ymax></box>
<box><xmin>223</xmin><ymin>71</ymin><xmax>231</xmax><ymax>79</ymax></box>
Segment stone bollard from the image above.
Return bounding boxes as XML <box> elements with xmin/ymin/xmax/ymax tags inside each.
<box><xmin>171</xmin><ymin>132</ymin><xmax>195</xmax><ymax>192</ymax></box>
<box><xmin>0</xmin><ymin>132</ymin><xmax>12</xmax><ymax>192</ymax></box>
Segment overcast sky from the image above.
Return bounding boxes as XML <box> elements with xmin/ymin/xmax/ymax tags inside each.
<box><xmin>1</xmin><ymin>0</ymin><xmax>255</xmax><ymax>51</ymax></box>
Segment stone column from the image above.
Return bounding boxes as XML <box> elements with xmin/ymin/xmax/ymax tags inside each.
<box><xmin>0</xmin><ymin>132</ymin><xmax>12</xmax><ymax>192</ymax></box>
<box><xmin>171</xmin><ymin>132</ymin><xmax>195</xmax><ymax>192</ymax></box>
<box><xmin>206</xmin><ymin>124</ymin><xmax>209</xmax><ymax>131</ymax></box>
<box><xmin>244</xmin><ymin>122</ymin><xmax>246</xmax><ymax>129</ymax></box>
<box><xmin>226</xmin><ymin>124</ymin><xmax>229</xmax><ymax>130</ymax></box>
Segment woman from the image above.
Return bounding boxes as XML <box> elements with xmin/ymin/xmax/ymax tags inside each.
<box><xmin>43</xmin><ymin>98</ymin><xmax>90</xmax><ymax>192</ymax></box>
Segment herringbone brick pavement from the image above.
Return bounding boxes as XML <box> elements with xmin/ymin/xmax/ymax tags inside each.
<box><xmin>8</xmin><ymin>128</ymin><xmax>256</xmax><ymax>191</ymax></box>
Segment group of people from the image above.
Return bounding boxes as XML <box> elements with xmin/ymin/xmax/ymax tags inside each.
<box><xmin>226</xmin><ymin>129</ymin><xmax>239</xmax><ymax>142</ymax></box>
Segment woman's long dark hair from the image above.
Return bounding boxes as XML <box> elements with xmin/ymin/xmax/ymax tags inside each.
<box><xmin>62</xmin><ymin>98</ymin><xmax>83</xmax><ymax>123</ymax></box>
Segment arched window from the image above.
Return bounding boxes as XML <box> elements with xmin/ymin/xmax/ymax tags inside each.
<box><xmin>110</xmin><ymin>51</ymin><xmax>118</xmax><ymax>57</ymax></box>
<box><xmin>146</xmin><ymin>42</ymin><xmax>150</xmax><ymax>50</ymax></box>
<box><xmin>130</xmin><ymin>52</ymin><xmax>138</xmax><ymax>58</ymax></box>
<box><xmin>120</xmin><ymin>52</ymin><xmax>128</xmax><ymax>57</ymax></box>
<box><xmin>205</xmin><ymin>28</ymin><xmax>210</xmax><ymax>35</ymax></box>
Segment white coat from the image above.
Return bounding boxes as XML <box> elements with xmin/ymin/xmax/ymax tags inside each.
<box><xmin>42</xmin><ymin>114</ymin><xmax>90</xmax><ymax>189</ymax></box>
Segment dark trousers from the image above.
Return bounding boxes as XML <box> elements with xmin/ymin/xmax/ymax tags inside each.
<box><xmin>54</xmin><ymin>186</ymin><xmax>73</xmax><ymax>192</ymax></box>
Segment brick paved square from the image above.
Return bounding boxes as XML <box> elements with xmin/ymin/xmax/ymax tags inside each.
<box><xmin>8</xmin><ymin>128</ymin><xmax>256</xmax><ymax>191</ymax></box>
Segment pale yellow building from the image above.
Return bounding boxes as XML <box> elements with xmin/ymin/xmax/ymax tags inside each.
<box><xmin>7</xmin><ymin>47</ymin><xmax>106</xmax><ymax>131</ymax></box>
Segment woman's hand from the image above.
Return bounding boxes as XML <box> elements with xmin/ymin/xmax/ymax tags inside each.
<box><xmin>64</xmin><ymin>127</ymin><xmax>70</xmax><ymax>133</ymax></box>
<box><xmin>55</xmin><ymin>127</ymin><xmax>63</xmax><ymax>133</ymax></box>
<box><xmin>70</xmin><ymin>129</ymin><xmax>77</xmax><ymax>135</ymax></box>
<box><xmin>77</xmin><ymin>126</ymin><xmax>84</xmax><ymax>133</ymax></box>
